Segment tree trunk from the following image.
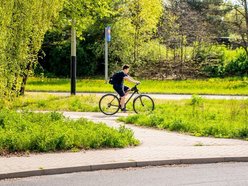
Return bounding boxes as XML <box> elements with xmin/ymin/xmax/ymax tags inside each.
<box><xmin>20</xmin><ymin>62</ymin><xmax>31</xmax><ymax>96</ymax></box>
<box><xmin>244</xmin><ymin>0</ymin><xmax>248</xmax><ymax>55</ymax></box>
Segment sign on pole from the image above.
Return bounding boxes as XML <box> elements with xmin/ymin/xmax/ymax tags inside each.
<box><xmin>106</xmin><ymin>26</ymin><xmax>111</xmax><ymax>42</ymax></box>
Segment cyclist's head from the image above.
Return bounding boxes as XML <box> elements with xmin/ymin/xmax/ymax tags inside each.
<box><xmin>122</xmin><ymin>64</ymin><xmax>130</xmax><ymax>74</ymax></box>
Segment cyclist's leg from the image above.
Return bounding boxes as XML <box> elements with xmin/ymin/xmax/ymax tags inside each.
<box><xmin>123</xmin><ymin>86</ymin><xmax>130</xmax><ymax>96</ymax></box>
<box><xmin>120</xmin><ymin>87</ymin><xmax>126</xmax><ymax>109</ymax></box>
<box><xmin>120</xmin><ymin>96</ymin><xmax>126</xmax><ymax>110</ymax></box>
<box><xmin>114</xmin><ymin>85</ymin><xmax>126</xmax><ymax>109</ymax></box>
<box><xmin>120</xmin><ymin>86</ymin><xmax>130</xmax><ymax>110</ymax></box>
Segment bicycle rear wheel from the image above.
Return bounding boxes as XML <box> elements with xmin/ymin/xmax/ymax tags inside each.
<box><xmin>133</xmin><ymin>95</ymin><xmax>154</xmax><ymax>114</ymax></box>
<box><xmin>99</xmin><ymin>94</ymin><xmax>120</xmax><ymax>115</ymax></box>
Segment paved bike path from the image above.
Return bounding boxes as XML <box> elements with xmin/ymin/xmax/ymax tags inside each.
<box><xmin>1</xmin><ymin>112</ymin><xmax>248</xmax><ymax>179</ymax></box>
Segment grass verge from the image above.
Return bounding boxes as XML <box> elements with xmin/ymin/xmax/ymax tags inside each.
<box><xmin>26</xmin><ymin>77</ymin><xmax>248</xmax><ymax>95</ymax></box>
<box><xmin>119</xmin><ymin>96</ymin><xmax>248</xmax><ymax>140</ymax></box>
<box><xmin>4</xmin><ymin>93</ymin><xmax>248</xmax><ymax>141</ymax></box>
<box><xmin>10</xmin><ymin>94</ymin><xmax>100</xmax><ymax>112</ymax></box>
<box><xmin>0</xmin><ymin>110</ymin><xmax>139</xmax><ymax>155</ymax></box>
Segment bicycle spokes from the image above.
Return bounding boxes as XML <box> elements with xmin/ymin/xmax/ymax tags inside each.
<box><xmin>99</xmin><ymin>94</ymin><xmax>120</xmax><ymax>115</ymax></box>
<box><xmin>133</xmin><ymin>95</ymin><xmax>154</xmax><ymax>114</ymax></box>
<box><xmin>139</xmin><ymin>96</ymin><xmax>145</xmax><ymax>106</ymax></box>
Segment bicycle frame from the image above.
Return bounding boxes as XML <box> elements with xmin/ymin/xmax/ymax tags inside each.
<box><xmin>117</xmin><ymin>85</ymin><xmax>140</xmax><ymax>108</ymax></box>
<box><xmin>99</xmin><ymin>83</ymin><xmax>154</xmax><ymax>115</ymax></box>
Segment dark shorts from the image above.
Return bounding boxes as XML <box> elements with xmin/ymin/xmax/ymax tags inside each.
<box><xmin>113</xmin><ymin>85</ymin><xmax>129</xmax><ymax>97</ymax></box>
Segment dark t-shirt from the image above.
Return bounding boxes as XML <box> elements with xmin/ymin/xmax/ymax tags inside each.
<box><xmin>113</xmin><ymin>71</ymin><xmax>128</xmax><ymax>86</ymax></box>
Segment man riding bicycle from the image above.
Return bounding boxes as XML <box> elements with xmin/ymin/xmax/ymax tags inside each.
<box><xmin>110</xmin><ymin>65</ymin><xmax>140</xmax><ymax>112</ymax></box>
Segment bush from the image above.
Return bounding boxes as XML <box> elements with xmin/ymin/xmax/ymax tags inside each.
<box><xmin>194</xmin><ymin>45</ymin><xmax>226</xmax><ymax>77</ymax></box>
<box><xmin>37</xmin><ymin>31</ymin><xmax>100</xmax><ymax>78</ymax></box>
<box><xmin>0</xmin><ymin>110</ymin><xmax>139</xmax><ymax>154</ymax></box>
<box><xmin>225</xmin><ymin>51</ymin><xmax>248</xmax><ymax>77</ymax></box>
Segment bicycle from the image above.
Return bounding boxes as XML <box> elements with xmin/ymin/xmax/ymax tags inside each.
<box><xmin>99</xmin><ymin>83</ymin><xmax>155</xmax><ymax>115</ymax></box>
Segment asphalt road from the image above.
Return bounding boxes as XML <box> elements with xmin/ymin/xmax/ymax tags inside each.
<box><xmin>1</xmin><ymin>163</ymin><xmax>248</xmax><ymax>186</ymax></box>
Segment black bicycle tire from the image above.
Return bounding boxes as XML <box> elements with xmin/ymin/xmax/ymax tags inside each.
<box><xmin>99</xmin><ymin>94</ymin><xmax>120</xmax><ymax>115</ymax></box>
<box><xmin>133</xmin><ymin>94</ymin><xmax>155</xmax><ymax>114</ymax></box>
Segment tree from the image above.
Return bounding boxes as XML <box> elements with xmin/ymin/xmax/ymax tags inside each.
<box><xmin>38</xmin><ymin>0</ymin><xmax>163</xmax><ymax>77</ymax></box>
<box><xmin>0</xmin><ymin>0</ymin><xmax>63</xmax><ymax>98</ymax></box>
<box><xmin>186</xmin><ymin>0</ymin><xmax>230</xmax><ymax>37</ymax></box>
<box><xmin>38</xmin><ymin>0</ymin><xmax>124</xmax><ymax>79</ymax></box>
<box><xmin>109</xmin><ymin>0</ymin><xmax>163</xmax><ymax>71</ymax></box>
<box><xmin>227</xmin><ymin>0</ymin><xmax>248</xmax><ymax>55</ymax></box>
<box><xmin>59</xmin><ymin>0</ymin><xmax>121</xmax><ymax>37</ymax></box>
<box><xmin>153</xmin><ymin>0</ymin><xmax>234</xmax><ymax>79</ymax></box>
<box><xmin>1</xmin><ymin>0</ymin><xmax>120</xmax><ymax>97</ymax></box>
<box><xmin>0</xmin><ymin>1</ymin><xmax>14</xmax><ymax>99</ymax></box>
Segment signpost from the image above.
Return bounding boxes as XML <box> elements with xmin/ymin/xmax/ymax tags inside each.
<box><xmin>105</xmin><ymin>26</ymin><xmax>111</xmax><ymax>83</ymax></box>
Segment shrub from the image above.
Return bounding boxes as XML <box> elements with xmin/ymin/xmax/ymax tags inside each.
<box><xmin>37</xmin><ymin>31</ymin><xmax>100</xmax><ymax>78</ymax></box>
<box><xmin>0</xmin><ymin>110</ymin><xmax>139</xmax><ymax>154</ymax></box>
<box><xmin>225</xmin><ymin>51</ymin><xmax>248</xmax><ymax>77</ymax></box>
<box><xmin>194</xmin><ymin>45</ymin><xmax>226</xmax><ymax>77</ymax></box>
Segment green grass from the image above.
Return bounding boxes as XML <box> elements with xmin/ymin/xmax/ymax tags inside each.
<box><xmin>11</xmin><ymin>94</ymin><xmax>100</xmax><ymax>112</ymax></box>
<box><xmin>26</xmin><ymin>77</ymin><xmax>248</xmax><ymax>95</ymax></box>
<box><xmin>0</xmin><ymin>110</ymin><xmax>139</xmax><ymax>155</ymax></box>
<box><xmin>10</xmin><ymin>93</ymin><xmax>138</xmax><ymax>113</ymax></box>
<box><xmin>6</xmin><ymin>93</ymin><xmax>248</xmax><ymax>141</ymax></box>
<box><xmin>119</xmin><ymin>96</ymin><xmax>248</xmax><ymax>140</ymax></box>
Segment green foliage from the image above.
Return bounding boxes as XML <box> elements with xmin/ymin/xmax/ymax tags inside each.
<box><xmin>38</xmin><ymin>0</ymin><xmax>125</xmax><ymax>77</ymax></box>
<box><xmin>225</xmin><ymin>1</ymin><xmax>248</xmax><ymax>55</ymax></box>
<box><xmin>0</xmin><ymin>110</ymin><xmax>139</xmax><ymax>154</ymax></box>
<box><xmin>190</xmin><ymin>95</ymin><xmax>204</xmax><ymax>106</ymax></box>
<box><xmin>39</xmin><ymin>31</ymin><xmax>98</xmax><ymax>77</ymax></box>
<box><xmin>225</xmin><ymin>50</ymin><xmax>248</xmax><ymax>77</ymax></box>
<box><xmin>119</xmin><ymin>98</ymin><xmax>248</xmax><ymax>140</ymax></box>
<box><xmin>34</xmin><ymin>0</ymin><xmax>246</xmax><ymax>80</ymax></box>
<box><xmin>60</xmin><ymin>0</ymin><xmax>121</xmax><ymax>38</ymax></box>
<box><xmin>109</xmin><ymin>0</ymin><xmax>163</xmax><ymax>69</ymax></box>
<box><xmin>194</xmin><ymin>45</ymin><xmax>226</xmax><ymax>77</ymax></box>
<box><xmin>0</xmin><ymin>0</ymin><xmax>63</xmax><ymax>98</ymax></box>
<box><xmin>194</xmin><ymin>46</ymin><xmax>248</xmax><ymax>77</ymax></box>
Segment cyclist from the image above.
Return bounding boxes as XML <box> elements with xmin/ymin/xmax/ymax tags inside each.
<box><xmin>111</xmin><ymin>64</ymin><xmax>140</xmax><ymax>112</ymax></box>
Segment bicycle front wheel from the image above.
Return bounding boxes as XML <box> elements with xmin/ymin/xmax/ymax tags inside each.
<box><xmin>133</xmin><ymin>95</ymin><xmax>154</xmax><ymax>114</ymax></box>
<box><xmin>99</xmin><ymin>94</ymin><xmax>120</xmax><ymax>115</ymax></box>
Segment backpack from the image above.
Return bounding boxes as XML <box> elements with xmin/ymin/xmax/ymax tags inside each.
<box><xmin>108</xmin><ymin>72</ymin><xmax>118</xmax><ymax>84</ymax></box>
<box><xmin>109</xmin><ymin>75</ymin><xmax>114</xmax><ymax>84</ymax></box>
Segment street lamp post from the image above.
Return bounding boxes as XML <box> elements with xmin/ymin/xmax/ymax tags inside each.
<box><xmin>71</xmin><ymin>20</ymin><xmax>76</xmax><ymax>95</ymax></box>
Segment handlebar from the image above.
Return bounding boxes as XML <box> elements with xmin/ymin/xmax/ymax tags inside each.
<box><xmin>130</xmin><ymin>82</ymin><xmax>140</xmax><ymax>91</ymax></box>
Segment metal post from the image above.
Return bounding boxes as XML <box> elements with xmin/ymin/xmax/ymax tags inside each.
<box><xmin>105</xmin><ymin>27</ymin><xmax>108</xmax><ymax>83</ymax></box>
<box><xmin>71</xmin><ymin>20</ymin><xmax>76</xmax><ymax>95</ymax></box>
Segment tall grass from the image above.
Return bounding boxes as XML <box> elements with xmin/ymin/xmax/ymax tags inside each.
<box><xmin>119</xmin><ymin>96</ymin><xmax>248</xmax><ymax>140</ymax></box>
<box><xmin>0</xmin><ymin>110</ymin><xmax>139</xmax><ymax>155</ymax></box>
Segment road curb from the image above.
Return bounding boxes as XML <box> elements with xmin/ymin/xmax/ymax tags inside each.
<box><xmin>1</xmin><ymin>157</ymin><xmax>248</xmax><ymax>180</ymax></box>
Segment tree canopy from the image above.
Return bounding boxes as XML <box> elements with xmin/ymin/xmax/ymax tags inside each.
<box><xmin>0</xmin><ymin>0</ymin><xmax>63</xmax><ymax>98</ymax></box>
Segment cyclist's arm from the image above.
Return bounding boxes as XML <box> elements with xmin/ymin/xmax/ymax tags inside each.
<box><xmin>124</xmin><ymin>76</ymin><xmax>139</xmax><ymax>84</ymax></box>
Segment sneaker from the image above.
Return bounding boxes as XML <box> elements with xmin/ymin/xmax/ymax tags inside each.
<box><xmin>121</xmin><ymin>108</ymin><xmax>128</xmax><ymax>113</ymax></box>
